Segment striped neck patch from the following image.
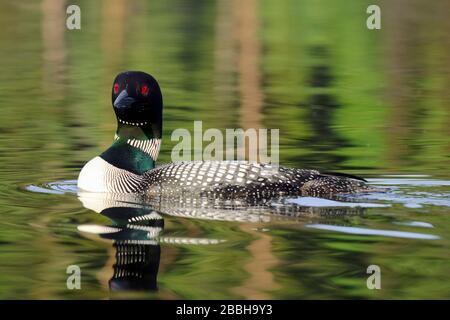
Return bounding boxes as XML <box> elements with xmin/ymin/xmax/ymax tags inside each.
<box><xmin>126</xmin><ymin>138</ymin><xmax>161</xmax><ymax>161</ymax></box>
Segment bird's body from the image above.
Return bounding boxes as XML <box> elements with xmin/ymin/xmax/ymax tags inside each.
<box><xmin>141</xmin><ymin>161</ymin><xmax>372</xmax><ymax>199</ymax></box>
<box><xmin>77</xmin><ymin>71</ymin><xmax>378</xmax><ymax>199</ymax></box>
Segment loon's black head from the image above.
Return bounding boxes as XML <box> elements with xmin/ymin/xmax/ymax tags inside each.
<box><xmin>112</xmin><ymin>71</ymin><xmax>162</xmax><ymax>139</ymax></box>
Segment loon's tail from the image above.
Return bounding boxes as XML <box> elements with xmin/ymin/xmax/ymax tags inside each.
<box><xmin>299</xmin><ymin>171</ymin><xmax>382</xmax><ymax>197</ymax></box>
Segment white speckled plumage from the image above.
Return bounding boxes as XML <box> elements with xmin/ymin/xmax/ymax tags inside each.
<box><xmin>139</xmin><ymin>161</ymin><xmax>372</xmax><ymax>199</ymax></box>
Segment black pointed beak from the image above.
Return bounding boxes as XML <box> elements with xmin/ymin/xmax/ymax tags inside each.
<box><xmin>114</xmin><ymin>89</ymin><xmax>136</xmax><ymax>108</ymax></box>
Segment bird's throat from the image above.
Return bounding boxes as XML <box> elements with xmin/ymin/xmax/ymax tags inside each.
<box><xmin>100</xmin><ymin>140</ymin><xmax>156</xmax><ymax>175</ymax></box>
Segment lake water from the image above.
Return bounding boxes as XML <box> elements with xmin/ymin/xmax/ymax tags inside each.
<box><xmin>0</xmin><ymin>0</ymin><xmax>449</xmax><ymax>299</ymax></box>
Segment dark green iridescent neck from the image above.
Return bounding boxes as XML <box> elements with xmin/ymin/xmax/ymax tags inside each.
<box><xmin>100</xmin><ymin>123</ymin><xmax>161</xmax><ymax>175</ymax></box>
<box><xmin>100</xmin><ymin>139</ymin><xmax>156</xmax><ymax>175</ymax></box>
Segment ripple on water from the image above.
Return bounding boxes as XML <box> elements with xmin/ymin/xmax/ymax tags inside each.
<box><xmin>23</xmin><ymin>176</ymin><xmax>449</xmax><ymax>242</ymax></box>
<box><xmin>25</xmin><ymin>180</ymin><xmax>78</xmax><ymax>195</ymax></box>
<box><xmin>305</xmin><ymin>224</ymin><xmax>440</xmax><ymax>240</ymax></box>
<box><xmin>368</xmin><ymin>178</ymin><xmax>450</xmax><ymax>186</ymax></box>
<box><xmin>358</xmin><ymin>190</ymin><xmax>450</xmax><ymax>208</ymax></box>
<box><xmin>393</xmin><ymin>221</ymin><xmax>434</xmax><ymax>228</ymax></box>
<box><xmin>285</xmin><ymin>197</ymin><xmax>390</xmax><ymax>208</ymax></box>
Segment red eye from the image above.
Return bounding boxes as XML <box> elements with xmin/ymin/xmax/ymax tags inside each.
<box><xmin>113</xmin><ymin>83</ymin><xmax>119</xmax><ymax>94</ymax></box>
<box><xmin>140</xmin><ymin>85</ymin><xmax>149</xmax><ymax>96</ymax></box>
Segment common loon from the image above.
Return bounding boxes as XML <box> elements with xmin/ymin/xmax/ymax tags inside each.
<box><xmin>78</xmin><ymin>71</ymin><xmax>376</xmax><ymax>199</ymax></box>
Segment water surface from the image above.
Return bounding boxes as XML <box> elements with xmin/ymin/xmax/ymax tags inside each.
<box><xmin>1</xmin><ymin>0</ymin><xmax>450</xmax><ymax>299</ymax></box>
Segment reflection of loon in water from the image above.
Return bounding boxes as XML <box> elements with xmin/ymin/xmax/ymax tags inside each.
<box><xmin>78</xmin><ymin>190</ymin><xmax>369</xmax><ymax>225</ymax></box>
<box><xmin>77</xmin><ymin>190</ymin><xmax>376</xmax><ymax>291</ymax></box>
<box><xmin>78</xmin><ymin>206</ymin><xmax>163</xmax><ymax>291</ymax></box>
<box><xmin>77</xmin><ymin>194</ymin><xmax>227</xmax><ymax>292</ymax></box>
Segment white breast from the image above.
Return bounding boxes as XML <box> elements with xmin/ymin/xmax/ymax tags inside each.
<box><xmin>77</xmin><ymin>156</ymin><xmax>143</xmax><ymax>193</ymax></box>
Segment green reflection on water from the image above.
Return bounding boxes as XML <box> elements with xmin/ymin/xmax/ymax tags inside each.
<box><xmin>0</xmin><ymin>0</ymin><xmax>449</xmax><ymax>299</ymax></box>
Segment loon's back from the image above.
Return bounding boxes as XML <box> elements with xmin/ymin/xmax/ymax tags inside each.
<box><xmin>140</xmin><ymin>161</ymin><xmax>373</xmax><ymax>199</ymax></box>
